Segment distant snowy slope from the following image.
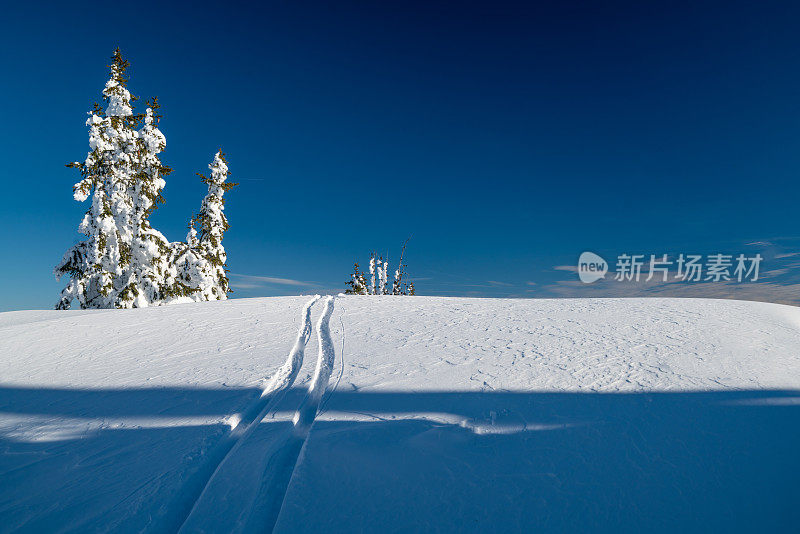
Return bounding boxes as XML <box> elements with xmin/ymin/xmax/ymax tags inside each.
<box><xmin>0</xmin><ymin>297</ymin><xmax>798</xmax><ymax>532</ymax></box>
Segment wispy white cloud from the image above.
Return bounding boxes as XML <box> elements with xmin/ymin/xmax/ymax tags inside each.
<box><xmin>553</xmin><ymin>265</ymin><xmax>578</xmax><ymax>273</ymax></box>
<box><xmin>229</xmin><ymin>274</ymin><xmax>314</xmax><ymax>287</ymax></box>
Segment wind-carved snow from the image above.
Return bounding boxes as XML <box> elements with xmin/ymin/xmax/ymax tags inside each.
<box><xmin>1</xmin><ymin>296</ymin><xmax>799</xmax><ymax>532</ymax></box>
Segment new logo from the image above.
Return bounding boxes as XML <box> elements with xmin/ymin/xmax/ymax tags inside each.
<box><xmin>578</xmin><ymin>252</ymin><xmax>607</xmax><ymax>284</ymax></box>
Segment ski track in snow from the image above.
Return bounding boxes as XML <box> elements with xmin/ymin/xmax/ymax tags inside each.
<box><xmin>159</xmin><ymin>295</ymin><xmax>320</xmax><ymax>533</ymax></box>
<box><xmin>249</xmin><ymin>296</ymin><xmax>337</xmax><ymax>533</ymax></box>
<box><xmin>176</xmin><ymin>295</ymin><xmax>337</xmax><ymax>533</ymax></box>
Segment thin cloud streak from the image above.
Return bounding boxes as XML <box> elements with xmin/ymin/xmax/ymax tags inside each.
<box><xmin>229</xmin><ymin>273</ymin><xmax>314</xmax><ymax>287</ymax></box>
<box><xmin>553</xmin><ymin>265</ymin><xmax>579</xmax><ymax>273</ymax></box>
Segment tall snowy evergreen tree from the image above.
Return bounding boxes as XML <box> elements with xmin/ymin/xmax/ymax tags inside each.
<box><xmin>169</xmin><ymin>152</ymin><xmax>237</xmax><ymax>301</ymax></box>
<box><xmin>56</xmin><ymin>49</ymin><xmax>176</xmax><ymax>309</ymax></box>
<box><xmin>56</xmin><ymin>50</ymin><xmax>234</xmax><ymax>309</ymax></box>
<box><xmin>123</xmin><ymin>101</ymin><xmax>173</xmax><ymax>306</ymax></box>
<box><xmin>56</xmin><ymin>49</ymin><xmax>142</xmax><ymax>309</ymax></box>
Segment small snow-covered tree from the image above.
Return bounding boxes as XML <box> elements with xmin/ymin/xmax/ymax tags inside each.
<box><xmin>171</xmin><ymin>152</ymin><xmax>237</xmax><ymax>301</ymax></box>
<box><xmin>369</xmin><ymin>254</ymin><xmax>376</xmax><ymax>295</ymax></box>
<box><xmin>165</xmin><ymin>221</ymin><xmax>209</xmax><ymax>301</ymax></box>
<box><xmin>392</xmin><ymin>239</ymin><xmax>410</xmax><ymax>295</ymax></box>
<box><xmin>378</xmin><ymin>255</ymin><xmax>388</xmax><ymax>294</ymax></box>
<box><xmin>346</xmin><ymin>243</ymin><xmax>415</xmax><ymax>295</ymax></box>
<box><xmin>345</xmin><ymin>263</ymin><xmax>368</xmax><ymax>294</ymax></box>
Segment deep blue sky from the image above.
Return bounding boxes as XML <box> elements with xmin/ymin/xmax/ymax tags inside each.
<box><xmin>2</xmin><ymin>1</ymin><xmax>800</xmax><ymax>310</ymax></box>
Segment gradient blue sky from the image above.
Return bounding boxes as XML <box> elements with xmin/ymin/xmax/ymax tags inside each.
<box><xmin>2</xmin><ymin>1</ymin><xmax>800</xmax><ymax>311</ymax></box>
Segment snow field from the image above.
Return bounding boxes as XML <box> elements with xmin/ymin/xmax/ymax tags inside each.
<box><xmin>0</xmin><ymin>296</ymin><xmax>798</xmax><ymax>532</ymax></box>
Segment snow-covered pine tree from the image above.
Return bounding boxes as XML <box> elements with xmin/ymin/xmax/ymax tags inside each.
<box><xmin>378</xmin><ymin>255</ymin><xmax>388</xmax><ymax>294</ymax></box>
<box><xmin>392</xmin><ymin>239</ymin><xmax>410</xmax><ymax>295</ymax></box>
<box><xmin>121</xmin><ymin>100</ymin><xmax>174</xmax><ymax>306</ymax></box>
<box><xmin>56</xmin><ymin>49</ymin><xmax>143</xmax><ymax>309</ymax></box>
<box><xmin>165</xmin><ymin>220</ymin><xmax>209</xmax><ymax>301</ymax></box>
<box><xmin>345</xmin><ymin>263</ymin><xmax>368</xmax><ymax>294</ymax></box>
<box><xmin>56</xmin><ymin>49</ymin><xmax>178</xmax><ymax>309</ymax></box>
<box><xmin>176</xmin><ymin>152</ymin><xmax>237</xmax><ymax>301</ymax></box>
<box><xmin>369</xmin><ymin>253</ymin><xmax>377</xmax><ymax>295</ymax></box>
<box><xmin>57</xmin><ymin>50</ymin><xmax>235</xmax><ymax>309</ymax></box>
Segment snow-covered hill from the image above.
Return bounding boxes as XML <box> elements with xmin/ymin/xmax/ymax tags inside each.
<box><xmin>1</xmin><ymin>296</ymin><xmax>798</xmax><ymax>532</ymax></box>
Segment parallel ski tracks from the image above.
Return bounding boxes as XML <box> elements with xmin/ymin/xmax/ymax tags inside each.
<box><xmin>161</xmin><ymin>295</ymin><xmax>337</xmax><ymax>534</ymax></box>
<box><xmin>241</xmin><ymin>295</ymin><xmax>337</xmax><ymax>533</ymax></box>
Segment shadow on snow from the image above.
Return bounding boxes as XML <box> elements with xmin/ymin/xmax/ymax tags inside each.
<box><xmin>0</xmin><ymin>385</ymin><xmax>798</xmax><ymax>533</ymax></box>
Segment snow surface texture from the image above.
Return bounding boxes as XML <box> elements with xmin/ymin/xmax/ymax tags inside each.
<box><xmin>0</xmin><ymin>296</ymin><xmax>798</xmax><ymax>532</ymax></box>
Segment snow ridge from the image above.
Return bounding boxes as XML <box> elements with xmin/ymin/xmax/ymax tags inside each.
<box><xmin>157</xmin><ymin>295</ymin><xmax>320</xmax><ymax>533</ymax></box>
